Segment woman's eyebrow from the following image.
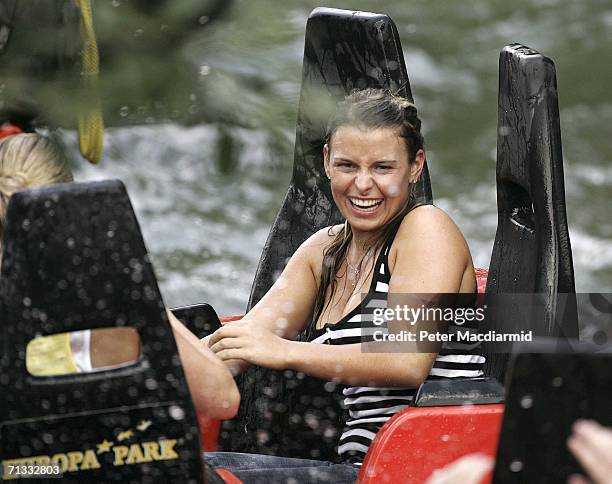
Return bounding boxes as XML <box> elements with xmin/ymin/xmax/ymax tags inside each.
<box><xmin>332</xmin><ymin>157</ymin><xmax>399</xmax><ymax>164</ymax></box>
<box><xmin>374</xmin><ymin>159</ymin><xmax>399</xmax><ymax>164</ymax></box>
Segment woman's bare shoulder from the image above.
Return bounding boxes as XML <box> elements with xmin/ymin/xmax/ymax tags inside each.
<box><xmin>390</xmin><ymin>205</ymin><xmax>472</xmax><ymax>268</ymax></box>
<box><xmin>291</xmin><ymin>224</ymin><xmax>342</xmax><ymax>272</ymax></box>
<box><xmin>301</xmin><ymin>224</ymin><xmax>343</xmax><ymax>249</ymax></box>
<box><xmin>397</xmin><ymin>205</ymin><xmax>468</xmax><ymax>246</ymax></box>
<box><xmin>389</xmin><ymin>205</ymin><xmax>475</xmax><ymax>292</ymax></box>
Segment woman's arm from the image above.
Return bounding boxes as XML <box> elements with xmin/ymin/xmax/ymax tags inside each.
<box><xmin>238</xmin><ymin>227</ymin><xmax>332</xmax><ymax>336</ymax></box>
<box><xmin>167</xmin><ymin>310</ymin><xmax>240</xmax><ymax>419</ymax></box>
<box><xmin>209</xmin><ymin>321</ymin><xmax>433</xmax><ymax>387</ymax></box>
<box><xmin>211</xmin><ymin>206</ymin><xmax>475</xmax><ymax>387</ymax></box>
<box><xmin>206</xmin><ymin>226</ymin><xmax>335</xmax><ymax>375</ymax></box>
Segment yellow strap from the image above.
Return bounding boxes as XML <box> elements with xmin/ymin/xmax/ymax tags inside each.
<box><xmin>74</xmin><ymin>0</ymin><xmax>104</xmax><ymax>164</ymax></box>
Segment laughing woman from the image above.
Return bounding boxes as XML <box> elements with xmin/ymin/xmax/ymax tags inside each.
<box><xmin>206</xmin><ymin>88</ymin><xmax>483</xmax><ymax>483</ymax></box>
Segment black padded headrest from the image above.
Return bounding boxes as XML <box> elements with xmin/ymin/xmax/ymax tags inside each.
<box><xmin>247</xmin><ymin>6</ymin><xmax>433</xmax><ymax>309</ymax></box>
<box><xmin>0</xmin><ymin>180</ymin><xmax>203</xmax><ymax>482</ymax></box>
<box><xmin>484</xmin><ymin>44</ymin><xmax>578</xmax><ymax>380</ymax></box>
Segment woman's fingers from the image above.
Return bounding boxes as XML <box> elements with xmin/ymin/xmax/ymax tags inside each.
<box><xmin>574</xmin><ymin>420</ymin><xmax>612</xmax><ymax>456</ymax></box>
<box><xmin>207</xmin><ymin>324</ymin><xmax>245</xmax><ymax>347</ymax></box>
<box><xmin>567</xmin><ymin>420</ymin><xmax>612</xmax><ymax>484</ymax></box>
<box><xmin>425</xmin><ymin>453</ymin><xmax>493</xmax><ymax>484</ymax></box>
<box><xmin>568</xmin><ymin>437</ymin><xmax>600</xmax><ymax>482</ymax></box>
<box><xmin>215</xmin><ymin>348</ymin><xmax>246</xmax><ymax>363</ymax></box>
<box><xmin>567</xmin><ymin>475</ymin><xmax>590</xmax><ymax>484</ymax></box>
<box><xmin>210</xmin><ymin>336</ymin><xmax>243</xmax><ymax>354</ymax></box>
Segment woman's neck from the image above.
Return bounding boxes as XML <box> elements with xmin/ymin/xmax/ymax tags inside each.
<box><xmin>349</xmin><ymin>230</ymin><xmax>382</xmax><ymax>261</ymax></box>
<box><xmin>350</xmin><ymin>231</ymin><xmax>380</xmax><ymax>255</ymax></box>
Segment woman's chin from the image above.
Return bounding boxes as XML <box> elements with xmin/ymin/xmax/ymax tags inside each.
<box><xmin>347</xmin><ymin>217</ymin><xmax>386</xmax><ymax>235</ymax></box>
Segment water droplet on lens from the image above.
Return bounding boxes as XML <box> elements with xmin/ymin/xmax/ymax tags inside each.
<box><xmin>498</xmin><ymin>125</ymin><xmax>512</xmax><ymax>136</ymax></box>
<box><xmin>145</xmin><ymin>378</ymin><xmax>158</xmax><ymax>390</ymax></box>
<box><xmin>520</xmin><ymin>395</ymin><xmax>533</xmax><ymax>409</ymax></box>
<box><xmin>593</xmin><ymin>330</ymin><xmax>607</xmax><ymax>345</ymax></box>
<box><xmin>168</xmin><ymin>406</ymin><xmax>185</xmax><ymax>421</ymax></box>
<box><xmin>551</xmin><ymin>376</ymin><xmax>563</xmax><ymax>387</ymax></box>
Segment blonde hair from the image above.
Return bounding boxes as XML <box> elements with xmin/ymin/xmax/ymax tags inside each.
<box><xmin>0</xmin><ymin>133</ymin><xmax>73</xmax><ymax>256</ymax></box>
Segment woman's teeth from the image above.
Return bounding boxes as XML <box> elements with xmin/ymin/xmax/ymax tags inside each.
<box><xmin>349</xmin><ymin>198</ymin><xmax>383</xmax><ymax>209</ymax></box>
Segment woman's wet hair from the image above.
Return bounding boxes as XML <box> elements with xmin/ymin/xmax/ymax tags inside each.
<box><xmin>305</xmin><ymin>88</ymin><xmax>425</xmax><ymax>339</ymax></box>
<box><xmin>325</xmin><ymin>87</ymin><xmax>424</xmax><ymax>162</ymax></box>
<box><xmin>0</xmin><ymin>133</ymin><xmax>73</xmax><ymax>256</ymax></box>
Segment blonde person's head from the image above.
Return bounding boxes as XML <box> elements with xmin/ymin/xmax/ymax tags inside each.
<box><xmin>0</xmin><ymin>133</ymin><xmax>73</xmax><ymax>256</ymax></box>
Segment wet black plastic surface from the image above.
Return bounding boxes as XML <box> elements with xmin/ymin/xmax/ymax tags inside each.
<box><xmin>494</xmin><ymin>345</ymin><xmax>612</xmax><ymax>483</ymax></box>
<box><xmin>172</xmin><ymin>302</ymin><xmax>222</xmax><ymax>339</ymax></box>
<box><xmin>414</xmin><ymin>378</ymin><xmax>504</xmax><ymax>407</ymax></box>
<box><xmin>0</xmin><ymin>180</ymin><xmax>203</xmax><ymax>482</ymax></box>
<box><xmin>484</xmin><ymin>44</ymin><xmax>578</xmax><ymax>380</ymax></box>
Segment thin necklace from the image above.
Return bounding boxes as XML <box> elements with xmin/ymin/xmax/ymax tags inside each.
<box><xmin>347</xmin><ymin>259</ymin><xmax>361</xmax><ymax>287</ymax></box>
<box><xmin>346</xmin><ymin>246</ymin><xmax>373</xmax><ymax>288</ymax></box>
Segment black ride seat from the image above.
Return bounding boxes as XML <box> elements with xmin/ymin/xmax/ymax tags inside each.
<box><xmin>493</xmin><ymin>341</ymin><xmax>612</xmax><ymax>483</ymax></box>
<box><xmin>247</xmin><ymin>6</ymin><xmax>433</xmax><ymax>308</ymax></box>
<box><xmin>225</xmin><ymin>7</ymin><xmax>433</xmax><ymax>459</ymax></box>
<box><xmin>0</xmin><ymin>181</ymin><xmax>205</xmax><ymax>482</ymax></box>
<box><xmin>374</xmin><ymin>44</ymin><xmax>580</xmax><ymax>409</ymax></box>
<box><xmin>484</xmin><ymin>44</ymin><xmax>578</xmax><ymax>381</ymax></box>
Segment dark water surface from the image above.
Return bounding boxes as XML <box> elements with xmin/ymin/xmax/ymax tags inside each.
<box><xmin>67</xmin><ymin>0</ymin><xmax>611</xmax><ymax>314</ymax></box>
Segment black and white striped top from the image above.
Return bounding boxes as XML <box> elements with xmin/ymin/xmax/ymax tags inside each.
<box><xmin>309</xmin><ymin>225</ymin><xmax>485</xmax><ymax>465</ymax></box>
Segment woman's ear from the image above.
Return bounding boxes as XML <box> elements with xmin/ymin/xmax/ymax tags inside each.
<box><xmin>410</xmin><ymin>149</ymin><xmax>425</xmax><ymax>182</ymax></box>
<box><xmin>323</xmin><ymin>143</ymin><xmax>331</xmax><ymax>178</ymax></box>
